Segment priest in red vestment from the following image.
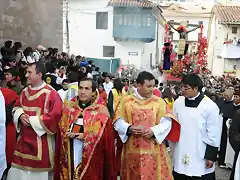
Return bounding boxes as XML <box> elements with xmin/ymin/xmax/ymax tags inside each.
<box><xmin>114</xmin><ymin>71</ymin><xmax>180</xmax><ymax>180</ymax></box>
<box><xmin>7</xmin><ymin>62</ymin><xmax>62</xmax><ymax>180</ymax></box>
<box><xmin>1</xmin><ymin>88</ymin><xmax>18</xmax><ymax>179</ymax></box>
<box><xmin>54</xmin><ymin>77</ymin><xmax>116</xmax><ymax>180</ymax></box>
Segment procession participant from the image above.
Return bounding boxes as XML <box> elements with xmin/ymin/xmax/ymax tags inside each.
<box><xmin>225</xmin><ymin>88</ymin><xmax>240</xmax><ymax>172</ymax></box>
<box><xmin>1</xmin><ymin>88</ymin><xmax>18</xmax><ymax>179</ymax></box>
<box><xmin>172</xmin><ymin>74</ymin><xmax>221</xmax><ymax>180</ymax></box>
<box><xmin>0</xmin><ymin>90</ymin><xmax>6</xmax><ymax>179</ymax></box>
<box><xmin>107</xmin><ymin>78</ymin><xmax>124</xmax><ymax>119</ymax></box>
<box><xmin>55</xmin><ymin>78</ymin><xmax>116</xmax><ymax>180</ymax></box>
<box><xmin>7</xmin><ymin>62</ymin><xmax>62</xmax><ymax>180</ymax></box>
<box><xmin>4</xmin><ymin>68</ymin><xmax>24</xmax><ymax>95</ymax></box>
<box><xmin>98</xmin><ymin>83</ymin><xmax>107</xmax><ymax>105</ymax></box>
<box><xmin>229</xmin><ymin>110</ymin><xmax>240</xmax><ymax>180</ymax></box>
<box><xmin>57</xmin><ymin>79</ymin><xmax>69</xmax><ymax>102</ymax></box>
<box><xmin>218</xmin><ymin>89</ymin><xmax>234</xmax><ymax>168</ymax></box>
<box><xmin>103</xmin><ymin>75</ymin><xmax>113</xmax><ymax>95</ymax></box>
<box><xmin>107</xmin><ymin>78</ymin><xmax>125</xmax><ymax>175</ymax></box>
<box><xmin>114</xmin><ymin>71</ymin><xmax>180</xmax><ymax>180</ymax></box>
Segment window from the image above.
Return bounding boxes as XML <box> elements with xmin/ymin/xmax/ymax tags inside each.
<box><xmin>232</xmin><ymin>27</ymin><xmax>237</xmax><ymax>34</ymax></box>
<box><xmin>147</xmin><ymin>14</ymin><xmax>151</xmax><ymax>26</ymax></box>
<box><xmin>96</xmin><ymin>12</ymin><xmax>108</xmax><ymax>29</ymax></box>
<box><xmin>103</xmin><ymin>46</ymin><xmax>115</xmax><ymax>57</ymax></box>
<box><xmin>118</xmin><ymin>14</ymin><xmax>123</xmax><ymax>25</ymax></box>
<box><xmin>142</xmin><ymin>14</ymin><xmax>147</xmax><ymax>26</ymax></box>
<box><xmin>124</xmin><ymin>14</ymin><xmax>127</xmax><ymax>25</ymax></box>
<box><xmin>128</xmin><ymin>14</ymin><xmax>133</xmax><ymax>25</ymax></box>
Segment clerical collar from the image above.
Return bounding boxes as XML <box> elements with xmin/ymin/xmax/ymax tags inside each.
<box><xmin>29</xmin><ymin>81</ymin><xmax>46</xmax><ymax>90</ymax></box>
<box><xmin>234</xmin><ymin>103</ymin><xmax>240</xmax><ymax>107</ymax></box>
<box><xmin>79</xmin><ymin>101</ymin><xmax>91</xmax><ymax>110</ymax></box>
<box><xmin>187</xmin><ymin>92</ymin><xmax>200</xmax><ymax>100</ymax></box>
<box><xmin>134</xmin><ymin>90</ymin><xmax>152</xmax><ymax>100</ymax></box>
<box><xmin>185</xmin><ymin>92</ymin><xmax>204</xmax><ymax>108</ymax></box>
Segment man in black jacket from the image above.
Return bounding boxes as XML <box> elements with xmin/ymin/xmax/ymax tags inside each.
<box><xmin>229</xmin><ymin>110</ymin><xmax>240</xmax><ymax>180</ymax></box>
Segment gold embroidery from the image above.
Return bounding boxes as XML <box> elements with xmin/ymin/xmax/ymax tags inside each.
<box><xmin>78</xmin><ymin>117</ymin><xmax>108</xmax><ymax>180</ymax></box>
<box><xmin>47</xmin><ymin>135</ymin><xmax>54</xmax><ymax>168</ymax></box>
<box><xmin>14</xmin><ymin>106</ymin><xmax>42</xmax><ymax>161</ymax></box>
<box><xmin>14</xmin><ymin>136</ymin><xmax>42</xmax><ymax>161</ymax></box>
<box><xmin>24</xmin><ymin>88</ymin><xmax>51</xmax><ymax>101</ymax></box>
<box><xmin>182</xmin><ymin>154</ymin><xmax>190</xmax><ymax>165</ymax></box>
<box><xmin>12</xmin><ymin>163</ymin><xmax>53</xmax><ymax>172</ymax></box>
<box><xmin>39</xmin><ymin>115</ymin><xmax>55</xmax><ymax>135</ymax></box>
<box><xmin>84</xmin><ymin>121</ymin><xmax>101</xmax><ymax>134</ymax></box>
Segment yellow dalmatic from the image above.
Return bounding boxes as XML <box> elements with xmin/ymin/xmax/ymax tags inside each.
<box><xmin>119</xmin><ymin>95</ymin><xmax>180</xmax><ymax>180</ymax></box>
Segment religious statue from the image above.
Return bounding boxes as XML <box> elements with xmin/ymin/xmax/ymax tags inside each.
<box><xmin>168</xmin><ymin>21</ymin><xmax>200</xmax><ymax>57</ymax></box>
<box><xmin>168</xmin><ymin>21</ymin><xmax>200</xmax><ymax>40</ymax></box>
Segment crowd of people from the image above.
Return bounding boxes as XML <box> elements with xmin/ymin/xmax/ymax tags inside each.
<box><xmin>0</xmin><ymin>40</ymin><xmax>239</xmax><ymax>180</ymax></box>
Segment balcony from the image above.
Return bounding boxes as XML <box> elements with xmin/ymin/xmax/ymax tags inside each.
<box><xmin>113</xmin><ymin>7</ymin><xmax>156</xmax><ymax>43</ymax></box>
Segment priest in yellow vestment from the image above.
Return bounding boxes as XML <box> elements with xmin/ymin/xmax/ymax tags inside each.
<box><xmin>114</xmin><ymin>71</ymin><xmax>180</xmax><ymax>180</ymax></box>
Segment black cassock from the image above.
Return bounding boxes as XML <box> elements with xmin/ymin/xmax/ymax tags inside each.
<box><xmin>229</xmin><ymin>110</ymin><xmax>240</xmax><ymax>180</ymax></box>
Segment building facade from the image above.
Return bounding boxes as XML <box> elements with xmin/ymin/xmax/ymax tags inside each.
<box><xmin>0</xmin><ymin>0</ymin><xmax>63</xmax><ymax>50</ymax></box>
<box><xmin>67</xmin><ymin>0</ymin><xmax>165</xmax><ymax>69</ymax></box>
<box><xmin>207</xmin><ymin>5</ymin><xmax>240</xmax><ymax>77</ymax></box>
<box><xmin>159</xmin><ymin>2</ymin><xmax>211</xmax><ymax>54</ymax></box>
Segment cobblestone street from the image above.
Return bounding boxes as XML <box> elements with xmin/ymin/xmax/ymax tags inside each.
<box><xmin>216</xmin><ymin>166</ymin><xmax>231</xmax><ymax>180</ymax></box>
<box><xmin>117</xmin><ymin>166</ymin><xmax>231</xmax><ymax>180</ymax></box>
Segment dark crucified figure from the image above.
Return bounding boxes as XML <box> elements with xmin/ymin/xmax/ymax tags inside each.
<box><xmin>168</xmin><ymin>21</ymin><xmax>200</xmax><ymax>40</ymax></box>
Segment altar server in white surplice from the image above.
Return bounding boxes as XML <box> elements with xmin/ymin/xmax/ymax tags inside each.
<box><xmin>172</xmin><ymin>74</ymin><xmax>221</xmax><ymax>180</ymax></box>
<box><xmin>0</xmin><ymin>90</ymin><xmax>6</xmax><ymax>179</ymax></box>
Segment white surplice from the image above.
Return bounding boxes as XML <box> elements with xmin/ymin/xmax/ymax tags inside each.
<box><xmin>114</xmin><ymin>91</ymin><xmax>172</xmax><ymax>145</ymax></box>
<box><xmin>70</xmin><ymin>118</ymin><xmax>83</xmax><ymax>169</ymax></box>
<box><xmin>172</xmin><ymin>95</ymin><xmax>221</xmax><ymax>177</ymax></box>
<box><xmin>235</xmin><ymin>153</ymin><xmax>240</xmax><ymax>180</ymax></box>
<box><xmin>225</xmin><ymin>119</ymin><xmax>235</xmax><ymax>168</ymax></box>
<box><xmin>0</xmin><ymin>90</ymin><xmax>6</xmax><ymax>178</ymax></box>
<box><xmin>7</xmin><ymin>168</ymin><xmax>53</xmax><ymax>180</ymax></box>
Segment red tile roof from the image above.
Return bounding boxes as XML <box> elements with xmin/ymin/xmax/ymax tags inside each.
<box><xmin>107</xmin><ymin>0</ymin><xmax>156</xmax><ymax>8</ymax></box>
<box><xmin>214</xmin><ymin>5</ymin><xmax>240</xmax><ymax>24</ymax></box>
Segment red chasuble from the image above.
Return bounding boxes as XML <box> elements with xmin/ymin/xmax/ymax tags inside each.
<box><xmin>12</xmin><ymin>83</ymin><xmax>62</xmax><ymax>171</ymax></box>
<box><xmin>1</xmin><ymin>88</ymin><xmax>18</xmax><ymax>165</ymax></box>
<box><xmin>54</xmin><ymin>95</ymin><xmax>117</xmax><ymax>180</ymax></box>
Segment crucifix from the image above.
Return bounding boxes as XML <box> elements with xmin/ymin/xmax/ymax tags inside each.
<box><xmin>168</xmin><ymin>21</ymin><xmax>200</xmax><ymax>59</ymax></box>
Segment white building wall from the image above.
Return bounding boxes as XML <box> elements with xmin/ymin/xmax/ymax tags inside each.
<box><xmin>208</xmin><ymin>17</ymin><xmax>240</xmax><ymax>76</ymax></box>
<box><xmin>68</xmin><ymin>0</ymin><xmax>163</xmax><ymax>69</ymax></box>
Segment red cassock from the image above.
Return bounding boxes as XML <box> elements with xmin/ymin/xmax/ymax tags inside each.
<box><xmin>1</xmin><ymin>88</ymin><xmax>18</xmax><ymax>165</ymax></box>
<box><xmin>12</xmin><ymin>83</ymin><xmax>62</xmax><ymax>171</ymax></box>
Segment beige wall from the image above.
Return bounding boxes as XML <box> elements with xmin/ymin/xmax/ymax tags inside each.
<box><xmin>0</xmin><ymin>0</ymin><xmax>63</xmax><ymax>50</ymax></box>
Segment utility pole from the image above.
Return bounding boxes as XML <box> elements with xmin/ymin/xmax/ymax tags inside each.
<box><xmin>155</xmin><ymin>21</ymin><xmax>159</xmax><ymax>65</ymax></box>
<box><xmin>66</xmin><ymin>0</ymin><xmax>70</xmax><ymax>54</ymax></box>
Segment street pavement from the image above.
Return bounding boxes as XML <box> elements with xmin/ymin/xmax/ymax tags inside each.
<box><xmin>117</xmin><ymin>166</ymin><xmax>231</xmax><ymax>180</ymax></box>
<box><xmin>216</xmin><ymin>166</ymin><xmax>231</xmax><ymax>180</ymax></box>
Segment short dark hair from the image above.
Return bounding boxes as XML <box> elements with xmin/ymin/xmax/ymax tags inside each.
<box><xmin>5</xmin><ymin>68</ymin><xmax>18</xmax><ymax>77</ymax></box>
<box><xmin>136</xmin><ymin>71</ymin><xmax>155</xmax><ymax>85</ymax></box>
<box><xmin>62</xmin><ymin>79</ymin><xmax>69</xmax><ymax>84</ymax></box>
<box><xmin>79</xmin><ymin>77</ymin><xmax>97</xmax><ymax>92</ymax></box>
<box><xmin>45</xmin><ymin>62</ymin><xmax>56</xmax><ymax>73</ymax></box>
<box><xmin>5</xmin><ymin>41</ymin><xmax>12</xmax><ymax>48</ymax></box>
<box><xmin>28</xmin><ymin>62</ymin><xmax>46</xmax><ymax>80</ymax></box>
<box><xmin>182</xmin><ymin>74</ymin><xmax>203</xmax><ymax>92</ymax></box>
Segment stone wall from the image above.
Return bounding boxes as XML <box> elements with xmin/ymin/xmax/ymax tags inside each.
<box><xmin>0</xmin><ymin>0</ymin><xmax>63</xmax><ymax>50</ymax></box>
